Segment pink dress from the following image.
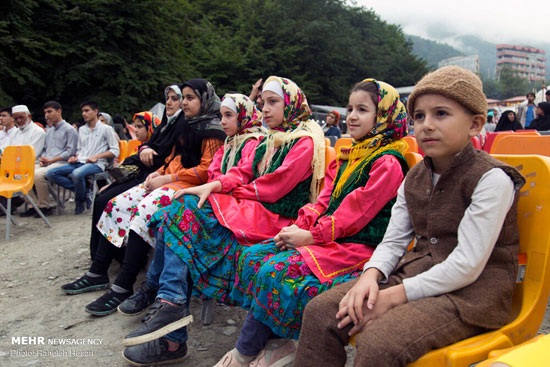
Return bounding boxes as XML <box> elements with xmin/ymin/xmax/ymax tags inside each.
<box><xmin>208</xmin><ymin>137</ymin><xmax>314</xmax><ymax>245</ymax></box>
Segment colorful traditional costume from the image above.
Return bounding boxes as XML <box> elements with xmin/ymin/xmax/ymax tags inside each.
<box><xmin>231</xmin><ymin>79</ymin><xmax>409</xmax><ymax>339</ymax></box>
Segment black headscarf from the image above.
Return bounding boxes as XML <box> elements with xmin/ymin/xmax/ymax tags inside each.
<box><xmin>495</xmin><ymin>110</ymin><xmax>523</xmax><ymax>132</ymax></box>
<box><xmin>170</xmin><ymin>78</ymin><xmax>226</xmax><ymax>168</ymax></box>
<box><xmin>530</xmin><ymin>102</ymin><xmax>550</xmax><ymax>131</ymax></box>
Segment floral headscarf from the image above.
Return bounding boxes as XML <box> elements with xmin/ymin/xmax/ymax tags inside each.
<box><xmin>222</xmin><ymin>93</ymin><xmax>263</xmax><ymax>135</ymax></box>
<box><xmin>133</xmin><ymin>111</ymin><xmax>161</xmax><ymax>141</ymax></box>
<box><xmin>263</xmin><ymin>76</ymin><xmax>312</xmax><ymax>132</ymax></box>
<box><xmin>258</xmin><ymin>76</ymin><xmax>326</xmax><ymax>202</ymax></box>
<box><xmin>221</xmin><ymin>93</ymin><xmax>265</xmax><ymax>171</ymax></box>
<box><xmin>334</xmin><ymin>78</ymin><xmax>408</xmax><ymax>198</ymax></box>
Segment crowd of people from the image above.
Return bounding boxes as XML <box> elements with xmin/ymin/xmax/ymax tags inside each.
<box><xmin>1</xmin><ymin>67</ymin><xmax>526</xmax><ymax>367</ymax></box>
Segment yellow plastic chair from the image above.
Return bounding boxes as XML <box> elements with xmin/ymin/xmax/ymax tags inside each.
<box><xmin>406</xmin><ymin>154</ymin><xmax>550</xmax><ymax>366</ymax></box>
<box><xmin>334</xmin><ymin>138</ymin><xmax>353</xmax><ymax>156</ymax></box>
<box><xmin>489</xmin><ymin>131</ymin><xmax>540</xmax><ymax>154</ymax></box>
<box><xmin>491</xmin><ymin>135</ymin><xmax>550</xmax><ymax>156</ymax></box>
<box><xmin>404</xmin><ymin>152</ymin><xmax>423</xmax><ymax>168</ymax></box>
<box><xmin>126</xmin><ymin>139</ymin><xmax>142</xmax><ymax>159</ymax></box>
<box><xmin>403</xmin><ymin>136</ymin><xmax>418</xmax><ymax>154</ymax></box>
<box><xmin>0</xmin><ymin>146</ymin><xmax>52</xmax><ymax>240</ymax></box>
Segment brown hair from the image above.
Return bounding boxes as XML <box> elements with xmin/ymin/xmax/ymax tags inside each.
<box><xmin>351</xmin><ymin>81</ymin><xmax>378</xmax><ymax>109</ymax></box>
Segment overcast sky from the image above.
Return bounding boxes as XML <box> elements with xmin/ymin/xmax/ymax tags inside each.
<box><xmin>356</xmin><ymin>0</ymin><xmax>550</xmax><ymax>46</ymax></box>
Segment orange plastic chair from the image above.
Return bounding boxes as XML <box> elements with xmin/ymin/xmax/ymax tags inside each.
<box><xmin>489</xmin><ymin>131</ymin><xmax>540</xmax><ymax>154</ymax></box>
<box><xmin>334</xmin><ymin>138</ymin><xmax>353</xmax><ymax>156</ymax></box>
<box><xmin>118</xmin><ymin>140</ymin><xmax>128</xmax><ymax>162</ymax></box>
<box><xmin>406</xmin><ymin>154</ymin><xmax>550</xmax><ymax>366</ymax></box>
<box><xmin>127</xmin><ymin>139</ymin><xmax>142</xmax><ymax>158</ymax></box>
<box><xmin>0</xmin><ymin>145</ymin><xmax>52</xmax><ymax>240</ymax></box>
<box><xmin>403</xmin><ymin>136</ymin><xmax>418</xmax><ymax>154</ymax></box>
<box><xmin>404</xmin><ymin>152</ymin><xmax>423</xmax><ymax>168</ymax></box>
<box><xmin>491</xmin><ymin>135</ymin><xmax>550</xmax><ymax>156</ymax></box>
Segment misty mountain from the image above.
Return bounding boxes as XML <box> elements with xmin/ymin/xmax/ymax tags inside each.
<box><xmin>408</xmin><ymin>33</ymin><xmax>550</xmax><ymax>80</ymax></box>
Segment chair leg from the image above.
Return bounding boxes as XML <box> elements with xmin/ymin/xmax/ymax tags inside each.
<box><xmin>6</xmin><ymin>198</ymin><xmax>11</xmax><ymax>241</ymax></box>
<box><xmin>24</xmin><ymin>194</ymin><xmax>52</xmax><ymax>228</ymax></box>
<box><xmin>0</xmin><ymin>203</ymin><xmax>17</xmax><ymax>225</ymax></box>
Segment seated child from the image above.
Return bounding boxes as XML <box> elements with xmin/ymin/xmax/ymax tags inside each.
<box><xmin>120</xmin><ymin>76</ymin><xmax>326</xmax><ymax>366</ymax></box>
<box><xmin>217</xmin><ymin>79</ymin><xmax>409</xmax><ymax>367</ymax></box>
<box><xmin>60</xmin><ymin>79</ymin><xmax>225</xmax><ymax>316</ymax></box>
<box><xmin>117</xmin><ymin>92</ymin><xmax>265</xmax><ymax>316</ymax></box>
<box><xmin>294</xmin><ymin>66</ymin><xmax>526</xmax><ymax>367</ymax></box>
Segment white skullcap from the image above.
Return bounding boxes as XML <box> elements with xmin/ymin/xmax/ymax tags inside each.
<box><xmin>262</xmin><ymin>81</ymin><xmax>284</xmax><ymax>99</ymax></box>
<box><xmin>220</xmin><ymin>97</ymin><xmax>237</xmax><ymax>113</ymax></box>
<box><xmin>12</xmin><ymin>105</ymin><xmax>30</xmax><ymax>114</ymax></box>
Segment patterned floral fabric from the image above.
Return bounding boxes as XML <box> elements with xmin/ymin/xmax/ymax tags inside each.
<box><xmin>230</xmin><ymin>240</ymin><xmax>361</xmax><ymax>339</ymax></box>
<box><xmin>263</xmin><ymin>76</ymin><xmax>312</xmax><ymax>132</ymax></box>
<box><xmin>220</xmin><ymin>93</ymin><xmax>265</xmax><ymax>172</ymax></box>
<box><xmin>97</xmin><ymin>184</ymin><xmax>175</xmax><ymax>247</ymax></box>
<box><xmin>150</xmin><ymin>195</ymin><xmax>244</xmax><ymax>305</ymax></box>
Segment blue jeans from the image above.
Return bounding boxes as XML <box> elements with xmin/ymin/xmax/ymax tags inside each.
<box><xmin>45</xmin><ymin>163</ymin><xmax>102</xmax><ymax>202</ymax></box>
<box><xmin>146</xmin><ymin>231</ymin><xmax>192</xmax><ymax>344</ymax></box>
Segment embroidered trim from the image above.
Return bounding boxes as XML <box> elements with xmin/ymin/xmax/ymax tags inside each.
<box><xmin>304</xmin><ymin>205</ymin><xmax>320</xmax><ymax>216</ymax></box>
<box><xmin>193</xmin><ymin>167</ymin><xmax>204</xmax><ymax>184</ymax></box>
<box><xmin>304</xmin><ymin>246</ymin><xmax>370</xmax><ymax>279</ymax></box>
<box><xmin>210</xmin><ymin>195</ymin><xmax>230</xmax><ymax>228</ymax></box>
<box><xmin>253</xmin><ymin>181</ymin><xmax>260</xmax><ymax>201</ymax></box>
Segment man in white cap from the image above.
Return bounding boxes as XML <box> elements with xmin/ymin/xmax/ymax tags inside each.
<box><xmin>3</xmin><ymin>104</ymin><xmax>46</xmax><ymax>162</ymax></box>
<box><xmin>0</xmin><ymin>104</ymin><xmax>46</xmax><ymax>215</ymax></box>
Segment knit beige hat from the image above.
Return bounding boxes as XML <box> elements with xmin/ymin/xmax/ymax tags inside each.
<box><xmin>407</xmin><ymin>66</ymin><xmax>487</xmax><ymax>115</ymax></box>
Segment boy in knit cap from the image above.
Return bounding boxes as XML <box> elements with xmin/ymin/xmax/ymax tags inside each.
<box><xmin>294</xmin><ymin>66</ymin><xmax>526</xmax><ymax>367</ymax></box>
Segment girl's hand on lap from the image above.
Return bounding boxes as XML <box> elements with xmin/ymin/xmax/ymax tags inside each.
<box><xmin>173</xmin><ymin>181</ymin><xmax>222</xmax><ymax>208</ymax></box>
<box><xmin>274</xmin><ymin>228</ymin><xmax>314</xmax><ymax>249</ymax></box>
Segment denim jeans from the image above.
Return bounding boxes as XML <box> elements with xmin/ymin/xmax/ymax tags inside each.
<box><xmin>45</xmin><ymin>162</ymin><xmax>102</xmax><ymax>202</ymax></box>
<box><xmin>146</xmin><ymin>231</ymin><xmax>192</xmax><ymax>344</ymax></box>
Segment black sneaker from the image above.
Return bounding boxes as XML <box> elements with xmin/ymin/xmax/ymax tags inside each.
<box><xmin>85</xmin><ymin>289</ymin><xmax>132</xmax><ymax>316</ymax></box>
<box><xmin>61</xmin><ymin>274</ymin><xmax>109</xmax><ymax>295</ymax></box>
<box><xmin>122</xmin><ymin>300</ymin><xmax>193</xmax><ymax>347</ymax></box>
<box><xmin>34</xmin><ymin>207</ymin><xmax>54</xmax><ymax>218</ymax></box>
<box><xmin>20</xmin><ymin>208</ymin><xmax>37</xmax><ymax>217</ymax></box>
<box><xmin>122</xmin><ymin>337</ymin><xmax>188</xmax><ymax>366</ymax></box>
<box><xmin>118</xmin><ymin>282</ymin><xmax>158</xmax><ymax>316</ymax></box>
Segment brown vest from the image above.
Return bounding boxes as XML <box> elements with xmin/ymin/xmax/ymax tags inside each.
<box><xmin>401</xmin><ymin>143</ymin><xmax>525</xmax><ymax>329</ymax></box>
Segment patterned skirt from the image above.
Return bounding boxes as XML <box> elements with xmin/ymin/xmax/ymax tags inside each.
<box><xmin>230</xmin><ymin>240</ymin><xmax>362</xmax><ymax>340</ymax></box>
<box><xmin>97</xmin><ymin>184</ymin><xmax>175</xmax><ymax>247</ymax></box>
<box><xmin>153</xmin><ymin>194</ymin><xmax>245</xmax><ymax>305</ymax></box>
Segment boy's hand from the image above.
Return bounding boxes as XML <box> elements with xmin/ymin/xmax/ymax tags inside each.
<box><xmin>274</xmin><ymin>227</ymin><xmax>313</xmax><ymax>251</ymax></box>
<box><xmin>338</xmin><ymin>283</ymin><xmax>408</xmax><ymax>336</ymax></box>
<box><xmin>337</xmin><ymin>268</ymin><xmax>381</xmax><ymax>328</ymax></box>
<box><xmin>172</xmin><ymin>181</ymin><xmax>222</xmax><ymax>208</ymax></box>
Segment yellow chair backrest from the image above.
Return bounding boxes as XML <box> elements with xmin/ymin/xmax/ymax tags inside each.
<box><xmin>127</xmin><ymin>139</ymin><xmax>142</xmax><ymax>158</ymax></box>
<box><xmin>334</xmin><ymin>138</ymin><xmax>353</xmax><ymax>157</ymax></box>
<box><xmin>490</xmin><ymin>131</ymin><xmax>540</xmax><ymax>154</ymax></box>
<box><xmin>408</xmin><ymin>154</ymin><xmax>550</xmax><ymax>366</ymax></box>
<box><xmin>0</xmin><ymin>145</ymin><xmax>36</xmax><ymax>198</ymax></box>
<box><xmin>404</xmin><ymin>152</ymin><xmax>423</xmax><ymax>168</ymax></box>
<box><xmin>403</xmin><ymin>136</ymin><xmax>418</xmax><ymax>154</ymax></box>
<box><xmin>118</xmin><ymin>140</ymin><xmax>128</xmax><ymax>161</ymax></box>
<box><xmin>491</xmin><ymin>135</ymin><xmax>550</xmax><ymax>156</ymax></box>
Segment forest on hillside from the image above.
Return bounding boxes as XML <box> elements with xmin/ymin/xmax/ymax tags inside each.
<box><xmin>0</xmin><ymin>0</ymin><xmax>427</xmax><ymax>121</ymax></box>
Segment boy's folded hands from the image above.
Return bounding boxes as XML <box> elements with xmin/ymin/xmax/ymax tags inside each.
<box><xmin>336</xmin><ymin>268</ymin><xmax>408</xmax><ymax>336</ymax></box>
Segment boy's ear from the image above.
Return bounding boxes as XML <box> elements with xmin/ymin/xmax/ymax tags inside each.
<box><xmin>469</xmin><ymin>114</ymin><xmax>485</xmax><ymax>137</ymax></box>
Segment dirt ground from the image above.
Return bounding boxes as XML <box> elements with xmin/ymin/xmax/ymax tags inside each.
<box><xmin>0</xmin><ymin>205</ymin><xmax>549</xmax><ymax>367</ymax></box>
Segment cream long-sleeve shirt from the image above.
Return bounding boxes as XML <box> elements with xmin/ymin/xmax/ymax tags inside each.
<box><xmin>364</xmin><ymin>168</ymin><xmax>515</xmax><ymax>301</ymax></box>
